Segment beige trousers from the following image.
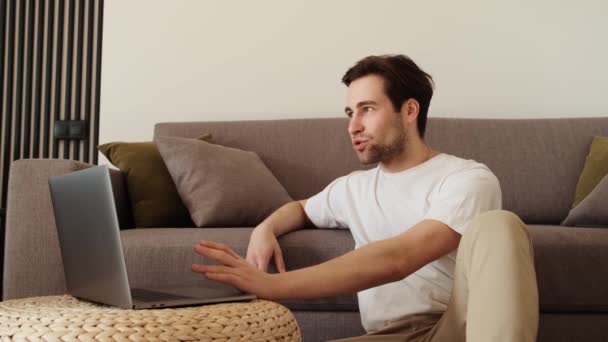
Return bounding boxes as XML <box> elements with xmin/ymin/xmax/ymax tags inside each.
<box><xmin>331</xmin><ymin>210</ymin><xmax>539</xmax><ymax>342</ymax></box>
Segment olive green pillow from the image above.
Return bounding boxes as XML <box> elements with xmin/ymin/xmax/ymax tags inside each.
<box><xmin>562</xmin><ymin>136</ymin><xmax>608</xmax><ymax>227</ymax></box>
<box><xmin>571</xmin><ymin>136</ymin><xmax>608</xmax><ymax>208</ymax></box>
<box><xmin>98</xmin><ymin>134</ymin><xmax>212</xmax><ymax>227</ymax></box>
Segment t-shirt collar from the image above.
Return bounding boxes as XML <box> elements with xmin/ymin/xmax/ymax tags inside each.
<box><xmin>379</xmin><ymin>153</ymin><xmax>446</xmax><ymax>178</ymax></box>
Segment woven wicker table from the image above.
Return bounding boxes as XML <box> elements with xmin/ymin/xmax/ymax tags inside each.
<box><xmin>0</xmin><ymin>295</ymin><xmax>301</xmax><ymax>341</ymax></box>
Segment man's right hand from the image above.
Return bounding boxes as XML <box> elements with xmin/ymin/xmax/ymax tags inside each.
<box><xmin>246</xmin><ymin>225</ymin><xmax>286</xmax><ymax>273</ymax></box>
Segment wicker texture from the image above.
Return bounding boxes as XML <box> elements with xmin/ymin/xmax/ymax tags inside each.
<box><xmin>0</xmin><ymin>295</ymin><xmax>301</xmax><ymax>341</ymax></box>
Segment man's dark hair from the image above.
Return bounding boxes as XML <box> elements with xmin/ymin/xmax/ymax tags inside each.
<box><xmin>342</xmin><ymin>55</ymin><xmax>435</xmax><ymax>139</ymax></box>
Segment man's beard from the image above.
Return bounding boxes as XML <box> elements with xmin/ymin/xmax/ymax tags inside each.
<box><xmin>359</xmin><ymin>123</ymin><xmax>407</xmax><ymax>165</ymax></box>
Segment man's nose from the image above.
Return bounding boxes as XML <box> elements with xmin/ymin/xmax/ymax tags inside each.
<box><xmin>348</xmin><ymin>115</ymin><xmax>363</xmax><ymax>135</ymax></box>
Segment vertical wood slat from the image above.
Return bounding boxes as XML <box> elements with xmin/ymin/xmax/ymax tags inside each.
<box><xmin>0</xmin><ymin>0</ymin><xmax>6</xmax><ymax>196</ymax></box>
<box><xmin>73</xmin><ymin>0</ymin><xmax>83</xmax><ymax>160</ymax></box>
<box><xmin>83</xmin><ymin>0</ymin><xmax>92</xmax><ymax>162</ymax></box>
<box><xmin>32</xmin><ymin>0</ymin><xmax>44</xmax><ymax>157</ymax></box>
<box><xmin>51</xmin><ymin>0</ymin><xmax>63</xmax><ymax>159</ymax></box>
<box><xmin>63</xmin><ymin>0</ymin><xmax>73</xmax><ymax>160</ymax></box>
<box><xmin>92</xmin><ymin>0</ymin><xmax>102</xmax><ymax>165</ymax></box>
<box><xmin>0</xmin><ymin>0</ymin><xmax>103</xmax><ymax>211</ymax></box>
<box><xmin>2</xmin><ymin>0</ymin><xmax>16</xmax><ymax>208</ymax></box>
<box><xmin>42</xmin><ymin>0</ymin><xmax>55</xmax><ymax>159</ymax></box>
<box><xmin>13</xmin><ymin>0</ymin><xmax>25</xmax><ymax>163</ymax></box>
<box><xmin>23</xmin><ymin>0</ymin><xmax>34</xmax><ymax>159</ymax></box>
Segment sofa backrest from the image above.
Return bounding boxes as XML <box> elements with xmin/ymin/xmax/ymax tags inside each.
<box><xmin>155</xmin><ymin>116</ymin><xmax>608</xmax><ymax>224</ymax></box>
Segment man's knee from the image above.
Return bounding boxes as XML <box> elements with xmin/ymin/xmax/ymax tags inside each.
<box><xmin>466</xmin><ymin>210</ymin><xmax>528</xmax><ymax>237</ymax></box>
<box><xmin>460</xmin><ymin>210</ymin><xmax>534</xmax><ymax>265</ymax></box>
<box><xmin>474</xmin><ymin>209</ymin><xmax>522</xmax><ymax>224</ymax></box>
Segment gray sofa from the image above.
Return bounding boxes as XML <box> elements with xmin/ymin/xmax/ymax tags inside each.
<box><xmin>4</xmin><ymin>117</ymin><xmax>608</xmax><ymax>341</ymax></box>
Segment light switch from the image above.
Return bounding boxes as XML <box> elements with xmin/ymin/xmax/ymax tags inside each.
<box><xmin>54</xmin><ymin>120</ymin><xmax>88</xmax><ymax>140</ymax></box>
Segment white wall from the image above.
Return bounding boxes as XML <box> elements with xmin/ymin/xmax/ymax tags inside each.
<box><xmin>100</xmin><ymin>0</ymin><xmax>608</xmax><ymax>148</ymax></box>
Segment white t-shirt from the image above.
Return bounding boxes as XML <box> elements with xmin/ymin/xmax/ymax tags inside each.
<box><xmin>304</xmin><ymin>153</ymin><xmax>502</xmax><ymax>333</ymax></box>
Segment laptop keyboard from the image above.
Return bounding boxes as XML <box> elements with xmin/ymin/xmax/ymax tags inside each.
<box><xmin>131</xmin><ymin>288</ymin><xmax>193</xmax><ymax>302</ymax></box>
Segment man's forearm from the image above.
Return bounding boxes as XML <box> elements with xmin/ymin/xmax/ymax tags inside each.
<box><xmin>194</xmin><ymin>219</ymin><xmax>460</xmax><ymax>301</ymax></box>
<box><xmin>272</xmin><ymin>238</ymin><xmax>407</xmax><ymax>300</ymax></box>
<box><xmin>259</xmin><ymin>200</ymin><xmax>312</xmax><ymax>237</ymax></box>
<box><xmin>269</xmin><ymin>219</ymin><xmax>461</xmax><ymax>301</ymax></box>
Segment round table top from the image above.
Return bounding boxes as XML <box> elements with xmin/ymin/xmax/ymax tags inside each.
<box><xmin>0</xmin><ymin>295</ymin><xmax>301</xmax><ymax>341</ymax></box>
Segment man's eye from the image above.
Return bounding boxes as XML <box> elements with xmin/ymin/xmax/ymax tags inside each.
<box><xmin>364</xmin><ymin>107</ymin><xmax>373</xmax><ymax>112</ymax></box>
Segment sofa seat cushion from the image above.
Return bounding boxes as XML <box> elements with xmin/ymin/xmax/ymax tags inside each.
<box><xmin>529</xmin><ymin>225</ymin><xmax>608</xmax><ymax>311</ymax></box>
<box><xmin>120</xmin><ymin>227</ymin><xmax>359</xmax><ymax>311</ymax></box>
<box><xmin>120</xmin><ymin>225</ymin><xmax>608</xmax><ymax>313</ymax></box>
<box><xmin>282</xmin><ymin>225</ymin><xmax>608</xmax><ymax>312</ymax></box>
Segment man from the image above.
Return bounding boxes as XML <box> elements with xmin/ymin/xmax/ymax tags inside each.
<box><xmin>191</xmin><ymin>55</ymin><xmax>539</xmax><ymax>342</ymax></box>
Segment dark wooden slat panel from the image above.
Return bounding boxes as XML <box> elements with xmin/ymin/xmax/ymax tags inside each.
<box><xmin>2</xmin><ymin>0</ymin><xmax>103</xmax><ymax>210</ymax></box>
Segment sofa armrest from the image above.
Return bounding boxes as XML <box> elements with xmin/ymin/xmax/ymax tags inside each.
<box><xmin>2</xmin><ymin>159</ymin><xmax>132</xmax><ymax>300</ymax></box>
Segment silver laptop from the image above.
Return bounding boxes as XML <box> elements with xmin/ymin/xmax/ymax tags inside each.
<box><xmin>48</xmin><ymin>165</ymin><xmax>256</xmax><ymax>309</ymax></box>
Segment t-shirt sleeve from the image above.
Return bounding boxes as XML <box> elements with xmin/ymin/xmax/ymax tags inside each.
<box><xmin>304</xmin><ymin>176</ymin><xmax>349</xmax><ymax>229</ymax></box>
<box><xmin>424</xmin><ymin>164</ymin><xmax>502</xmax><ymax>235</ymax></box>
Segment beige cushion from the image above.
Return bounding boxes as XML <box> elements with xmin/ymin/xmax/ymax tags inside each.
<box><xmin>562</xmin><ymin>175</ymin><xmax>608</xmax><ymax>227</ymax></box>
<box><xmin>156</xmin><ymin>136</ymin><xmax>292</xmax><ymax>227</ymax></box>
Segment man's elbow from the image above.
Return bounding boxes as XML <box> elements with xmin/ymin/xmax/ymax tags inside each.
<box><xmin>390</xmin><ymin>259</ymin><xmax>416</xmax><ymax>281</ymax></box>
<box><xmin>382</xmin><ymin>246</ymin><xmax>416</xmax><ymax>282</ymax></box>
<box><xmin>385</xmin><ymin>243</ymin><xmax>438</xmax><ymax>281</ymax></box>
<box><xmin>297</xmin><ymin>199</ymin><xmax>316</xmax><ymax>228</ymax></box>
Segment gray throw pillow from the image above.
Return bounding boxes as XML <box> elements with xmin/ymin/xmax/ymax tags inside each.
<box><xmin>156</xmin><ymin>136</ymin><xmax>293</xmax><ymax>227</ymax></box>
<box><xmin>562</xmin><ymin>174</ymin><xmax>608</xmax><ymax>227</ymax></box>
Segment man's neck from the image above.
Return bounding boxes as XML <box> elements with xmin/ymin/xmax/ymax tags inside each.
<box><xmin>381</xmin><ymin>143</ymin><xmax>438</xmax><ymax>173</ymax></box>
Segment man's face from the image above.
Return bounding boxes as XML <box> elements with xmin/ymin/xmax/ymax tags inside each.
<box><xmin>345</xmin><ymin>74</ymin><xmax>407</xmax><ymax>165</ymax></box>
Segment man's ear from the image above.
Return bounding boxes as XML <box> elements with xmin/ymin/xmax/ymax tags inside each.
<box><xmin>401</xmin><ymin>98</ymin><xmax>420</xmax><ymax>124</ymax></box>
